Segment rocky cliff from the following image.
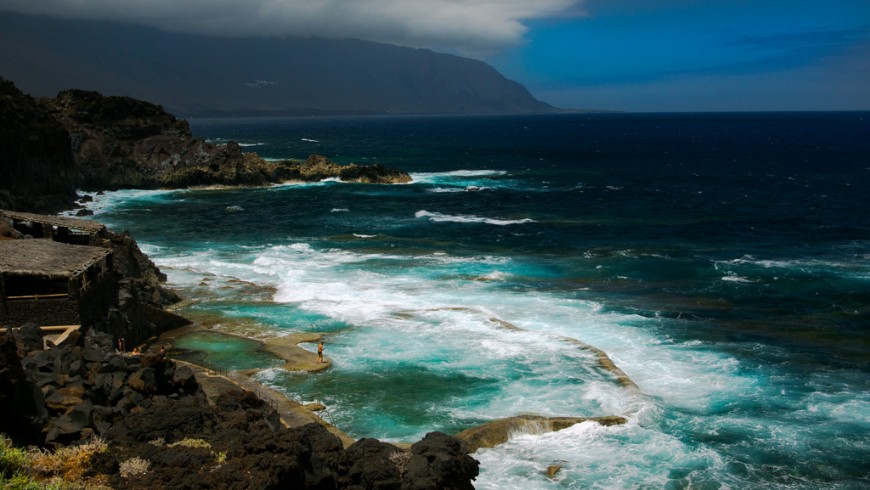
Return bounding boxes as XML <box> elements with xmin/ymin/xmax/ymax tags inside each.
<box><xmin>0</xmin><ymin>79</ymin><xmax>78</xmax><ymax>212</ymax></box>
<box><xmin>0</xmin><ymin>78</ymin><xmax>411</xmax><ymax>212</ymax></box>
<box><xmin>1</xmin><ymin>11</ymin><xmax>556</xmax><ymax>117</ymax></box>
<box><xmin>43</xmin><ymin>87</ymin><xmax>412</xmax><ymax>192</ymax></box>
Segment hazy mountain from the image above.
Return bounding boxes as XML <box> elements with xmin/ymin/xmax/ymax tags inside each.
<box><xmin>0</xmin><ymin>12</ymin><xmax>555</xmax><ymax>117</ymax></box>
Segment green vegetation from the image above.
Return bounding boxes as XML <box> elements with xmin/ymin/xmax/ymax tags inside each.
<box><xmin>0</xmin><ymin>435</ymin><xmax>110</xmax><ymax>489</ymax></box>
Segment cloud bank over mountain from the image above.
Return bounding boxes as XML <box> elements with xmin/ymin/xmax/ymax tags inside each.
<box><xmin>0</xmin><ymin>0</ymin><xmax>581</xmax><ymax>54</ymax></box>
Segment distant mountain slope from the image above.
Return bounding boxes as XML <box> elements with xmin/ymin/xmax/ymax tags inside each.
<box><xmin>0</xmin><ymin>12</ymin><xmax>555</xmax><ymax>117</ymax></box>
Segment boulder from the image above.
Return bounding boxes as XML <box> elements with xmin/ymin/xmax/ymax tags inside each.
<box><xmin>45</xmin><ymin>401</ymin><xmax>92</xmax><ymax>444</ymax></box>
<box><xmin>403</xmin><ymin>432</ymin><xmax>479</xmax><ymax>490</ymax></box>
<box><xmin>44</xmin><ymin>386</ymin><xmax>85</xmax><ymax>412</ymax></box>
<box><xmin>127</xmin><ymin>367</ymin><xmax>156</xmax><ymax>392</ymax></box>
<box><xmin>341</xmin><ymin>438</ymin><xmax>404</xmax><ymax>489</ymax></box>
<box><xmin>15</xmin><ymin>323</ymin><xmax>46</xmax><ymax>353</ymax></box>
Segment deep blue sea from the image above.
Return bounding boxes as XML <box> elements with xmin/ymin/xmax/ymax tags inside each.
<box><xmin>76</xmin><ymin>113</ymin><xmax>869</xmax><ymax>488</ymax></box>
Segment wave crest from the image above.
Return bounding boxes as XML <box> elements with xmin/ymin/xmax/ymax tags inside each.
<box><xmin>415</xmin><ymin>210</ymin><xmax>535</xmax><ymax>226</ymax></box>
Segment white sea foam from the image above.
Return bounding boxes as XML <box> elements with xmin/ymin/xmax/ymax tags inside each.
<box><xmin>721</xmin><ymin>273</ymin><xmax>754</xmax><ymax>283</ymax></box>
<box><xmin>480</xmin><ymin>271</ymin><xmax>510</xmax><ymax>281</ymax></box>
<box><xmin>415</xmin><ymin>210</ymin><xmax>535</xmax><ymax>226</ymax></box>
<box><xmin>61</xmin><ymin>188</ymin><xmax>183</xmax><ymax>218</ymax></box>
<box><xmin>475</xmin><ymin>418</ymin><xmax>725</xmax><ymax>489</ymax></box>
<box><xmin>411</xmin><ymin>169</ymin><xmax>507</xmax><ymax>182</ymax></box>
<box><xmin>143</xmin><ymin>228</ymin><xmax>809</xmax><ymax>489</ymax></box>
<box><xmin>715</xmin><ymin>254</ymin><xmax>870</xmax><ymax>280</ymax></box>
<box><xmin>269</xmin><ymin>178</ymin><xmax>342</xmax><ymax>188</ymax></box>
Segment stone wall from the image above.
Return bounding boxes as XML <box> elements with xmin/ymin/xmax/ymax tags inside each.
<box><xmin>78</xmin><ymin>275</ymin><xmax>119</xmax><ymax>328</ymax></box>
<box><xmin>1</xmin><ymin>297</ymin><xmax>80</xmax><ymax>327</ymax></box>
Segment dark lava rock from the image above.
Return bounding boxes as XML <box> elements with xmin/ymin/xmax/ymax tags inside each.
<box><xmin>3</xmin><ymin>324</ymin><xmax>480</xmax><ymax>488</ymax></box>
<box><xmin>341</xmin><ymin>438</ymin><xmax>404</xmax><ymax>490</ymax></box>
<box><xmin>403</xmin><ymin>432</ymin><xmax>479</xmax><ymax>490</ymax></box>
<box><xmin>0</xmin><ymin>78</ymin><xmax>78</xmax><ymax>212</ymax></box>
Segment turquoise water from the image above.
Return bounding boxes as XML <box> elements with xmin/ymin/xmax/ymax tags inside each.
<box><xmin>172</xmin><ymin>330</ymin><xmax>283</xmax><ymax>371</ymax></box>
<box><xmin>73</xmin><ymin>113</ymin><xmax>869</xmax><ymax>488</ymax></box>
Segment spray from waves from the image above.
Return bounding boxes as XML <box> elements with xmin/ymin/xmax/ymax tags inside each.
<box><xmin>239</xmin><ymin>240</ymin><xmax>775</xmax><ymax>488</ymax></box>
<box><xmin>720</xmin><ymin>273</ymin><xmax>755</xmax><ymax>283</ymax></box>
<box><xmin>415</xmin><ymin>210</ymin><xmax>535</xmax><ymax>226</ymax></box>
<box><xmin>269</xmin><ymin>177</ymin><xmax>343</xmax><ymax>188</ymax></box>
<box><xmin>205</xmin><ymin>138</ymin><xmax>265</xmax><ymax>147</ymax></box>
<box><xmin>714</xmin><ymin>254</ymin><xmax>870</xmax><ymax>281</ymax></box>
<box><xmin>474</xmin><ymin>419</ymin><xmax>725</xmax><ymax>489</ymax></box>
<box><xmin>126</xmin><ymin>224</ymin><xmax>821</xmax><ymax>489</ymax></box>
<box><xmin>60</xmin><ymin>188</ymin><xmax>184</xmax><ymax>220</ymax></box>
<box><xmin>411</xmin><ymin>169</ymin><xmax>507</xmax><ymax>183</ymax></box>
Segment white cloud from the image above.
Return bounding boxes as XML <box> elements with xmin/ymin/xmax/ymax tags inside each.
<box><xmin>0</xmin><ymin>0</ymin><xmax>581</xmax><ymax>54</ymax></box>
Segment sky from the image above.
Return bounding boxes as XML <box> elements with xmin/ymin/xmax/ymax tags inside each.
<box><xmin>1</xmin><ymin>0</ymin><xmax>868</xmax><ymax>112</ymax></box>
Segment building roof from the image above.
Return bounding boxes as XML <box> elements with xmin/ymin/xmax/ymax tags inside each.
<box><xmin>0</xmin><ymin>239</ymin><xmax>111</xmax><ymax>280</ymax></box>
<box><xmin>0</xmin><ymin>210</ymin><xmax>106</xmax><ymax>234</ymax></box>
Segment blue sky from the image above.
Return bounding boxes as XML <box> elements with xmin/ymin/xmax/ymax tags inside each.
<box><xmin>489</xmin><ymin>1</ymin><xmax>870</xmax><ymax>111</ymax></box>
<box><xmin>2</xmin><ymin>0</ymin><xmax>869</xmax><ymax>111</ymax></box>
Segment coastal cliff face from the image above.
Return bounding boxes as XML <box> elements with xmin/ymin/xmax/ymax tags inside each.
<box><xmin>0</xmin><ymin>79</ymin><xmax>78</xmax><ymax>213</ymax></box>
<box><xmin>42</xmin><ymin>88</ymin><xmax>412</xmax><ymax>192</ymax></box>
<box><xmin>0</xmin><ymin>78</ymin><xmax>411</xmax><ymax>212</ymax></box>
<box><xmin>1</xmin><ymin>11</ymin><xmax>555</xmax><ymax>117</ymax></box>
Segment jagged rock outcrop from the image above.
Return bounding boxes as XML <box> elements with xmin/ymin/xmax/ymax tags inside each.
<box><xmin>455</xmin><ymin>414</ymin><xmax>628</xmax><ymax>453</ymax></box>
<box><xmin>98</xmin><ymin>228</ymin><xmax>188</xmax><ymax>347</ymax></box>
<box><xmin>0</xmin><ymin>78</ymin><xmax>412</xmax><ymax>212</ymax></box>
<box><xmin>41</xmin><ymin>88</ymin><xmax>411</xmax><ymax>191</ymax></box>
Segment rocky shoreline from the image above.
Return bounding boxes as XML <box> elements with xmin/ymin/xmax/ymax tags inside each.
<box><xmin>1</xmin><ymin>78</ymin><xmax>479</xmax><ymax>488</ymax></box>
<box><xmin>1</xmin><ymin>325</ymin><xmax>479</xmax><ymax>489</ymax></box>
<box><xmin>1</xmin><ymin>77</ymin><xmax>411</xmax><ymax>214</ymax></box>
<box><xmin>1</xmin><ymin>78</ymin><xmax>631</xmax><ymax>488</ymax></box>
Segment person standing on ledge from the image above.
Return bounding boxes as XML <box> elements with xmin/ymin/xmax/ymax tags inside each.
<box><xmin>317</xmin><ymin>340</ymin><xmax>325</xmax><ymax>364</ymax></box>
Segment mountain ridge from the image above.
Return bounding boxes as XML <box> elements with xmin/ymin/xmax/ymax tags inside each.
<box><xmin>0</xmin><ymin>11</ymin><xmax>556</xmax><ymax>117</ymax></box>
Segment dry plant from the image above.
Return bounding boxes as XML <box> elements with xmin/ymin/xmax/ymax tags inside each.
<box><xmin>119</xmin><ymin>457</ymin><xmax>151</xmax><ymax>478</ymax></box>
<box><xmin>28</xmin><ymin>437</ymin><xmax>108</xmax><ymax>482</ymax></box>
<box><xmin>212</xmin><ymin>450</ymin><xmax>228</xmax><ymax>466</ymax></box>
<box><xmin>388</xmin><ymin>450</ymin><xmax>412</xmax><ymax>478</ymax></box>
<box><xmin>169</xmin><ymin>438</ymin><xmax>212</xmax><ymax>449</ymax></box>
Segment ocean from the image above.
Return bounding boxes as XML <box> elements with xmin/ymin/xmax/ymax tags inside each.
<box><xmin>76</xmin><ymin>112</ymin><xmax>869</xmax><ymax>488</ymax></box>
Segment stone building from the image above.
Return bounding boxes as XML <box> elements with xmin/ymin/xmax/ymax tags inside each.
<box><xmin>0</xmin><ymin>235</ymin><xmax>115</xmax><ymax>328</ymax></box>
<box><xmin>0</xmin><ymin>210</ymin><xmax>107</xmax><ymax>245</ymax></box>
<box><xmin>1</xmin><ymin>209</ymin><xmax>117</xmax><ymax>328</ymax></box>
